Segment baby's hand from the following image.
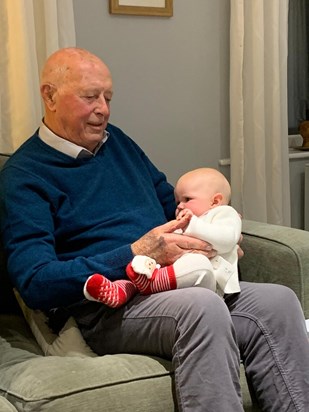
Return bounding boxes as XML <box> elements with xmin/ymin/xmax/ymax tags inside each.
<box><xmin>176</xmin><ymin>208</ymin><xmax>193</xmax><ymax>221</ymax></box>
<box><xmin>175</xmin><ymin>208</ymin><xmax>193</xmax><ymax>232</ymax></box>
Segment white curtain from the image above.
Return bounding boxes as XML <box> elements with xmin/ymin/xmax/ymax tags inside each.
<box><xmin>0</xmin><ymin>0</ymin><xmax>76</xmax><ymax>153</ymax></box>
<box><xmin>229</xmin><ymin>0</ymin><xmax>291</xmax><ymax>226</ymax></box>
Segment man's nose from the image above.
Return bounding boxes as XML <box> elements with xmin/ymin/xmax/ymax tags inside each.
<box><xmin>95</xmin><ymin>96</ymin><xmax>110</xmax><ymax>115</ymax></box>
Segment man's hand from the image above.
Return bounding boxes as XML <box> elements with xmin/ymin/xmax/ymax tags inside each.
<box><xmin>131</xmin><ymin>216</ymin><xmax>216</xmax><ymax>266</ymax></box>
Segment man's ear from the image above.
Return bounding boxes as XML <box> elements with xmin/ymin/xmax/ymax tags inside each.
<box><xmin>211</xmin><ymin>193</ymin><xmax>223</xmax><ymax>207</ymax></box>
<box><xmin>41</xmin><ymin>84</ymin><xmax>56</xmax><ymax>111</ymax></box>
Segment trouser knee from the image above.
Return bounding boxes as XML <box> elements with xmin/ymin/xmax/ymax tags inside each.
<box><xmin>174</xmin><ymin>288</ymin><xmax>233</xmax><ymax>335</ymax></box>
<box><xmin>250</xmin><ymin>283</ymin><xmax>303</xmax><ymax>320</ymax></box>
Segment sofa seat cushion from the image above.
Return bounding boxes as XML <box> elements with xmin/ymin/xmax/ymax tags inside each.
<box><xmin>0</xmin><ymin>315</ymin><xmax>259</xmax><ymax>412</ymax></box>
<box><xmin>0</xmin><ymin>335</ymin><xmax>176</xmax><ymax>412</ymax></box>
<box><xmin>0</xmin><ymin>315</ymin><xmax>176</xmax><ymax>412</ymax></box>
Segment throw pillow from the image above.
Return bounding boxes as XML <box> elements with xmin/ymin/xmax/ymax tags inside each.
<box><xmin>14</xmin><ymin>290</ymin><xmax>97</xmax><ymax>357</ymax></box>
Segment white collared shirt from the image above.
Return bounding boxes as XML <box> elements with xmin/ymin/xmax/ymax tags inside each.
<box><xmin>38</xmin><ymin>122</ymin><xmax>109</xmax><ymax>159</ymax></box>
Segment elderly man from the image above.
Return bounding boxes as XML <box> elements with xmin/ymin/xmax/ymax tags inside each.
<box><xmin>1</xmin><ymin>47</ymin><xmax>308</xmax><ymax>412</ymax></box>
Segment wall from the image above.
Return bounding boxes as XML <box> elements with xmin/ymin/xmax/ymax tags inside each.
<box><xmin>73</xmin><ymin>0</ymin><xmax>230</xmax><ymax>184</ymax></box>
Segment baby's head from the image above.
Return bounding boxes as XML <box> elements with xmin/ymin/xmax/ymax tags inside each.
<box><xmin>174</xmin><ymin>168</ymin><xmax>231</xmax><ymax>217</ymax></box>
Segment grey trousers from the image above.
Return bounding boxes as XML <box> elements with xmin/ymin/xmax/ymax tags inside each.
<box><xmin>78</xmin><ymin>282</ymin><xmax>309</xmax><ymax>412</ymax></box>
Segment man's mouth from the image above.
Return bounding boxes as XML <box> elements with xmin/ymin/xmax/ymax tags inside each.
<box><xmin>88</xmin><ymin>123</ymin><xmax>103</xmax><ymax>130</ymax></box>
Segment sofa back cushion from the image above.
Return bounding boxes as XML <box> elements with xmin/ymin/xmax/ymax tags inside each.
<box><xmin>0</xmin><ymin>154</ymin><xmax>20</xmax><ymax>314</ymax></box>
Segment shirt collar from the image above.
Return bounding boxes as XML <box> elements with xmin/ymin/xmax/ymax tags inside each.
<box><xmin>38</xmin><ymin>122</ymin><xmax>109</xmax><ymax>159</ymax></box>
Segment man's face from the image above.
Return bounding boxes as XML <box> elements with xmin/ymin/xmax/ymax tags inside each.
<box><xmin>51</xmin><ymin>61</ymin><xmax>113</xmax><ymax>151</ymax></box>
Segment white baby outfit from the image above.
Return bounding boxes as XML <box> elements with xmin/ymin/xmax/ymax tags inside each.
<box><xmin>182</xmin><ymin>205</ymin><xmax>242</xmax><ymax>295</ymax></box>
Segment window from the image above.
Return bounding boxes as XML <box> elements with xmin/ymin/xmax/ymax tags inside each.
<box><xmin>288</xmin><ymin>0</ymin><xmax>309</xmax><ymax>134</ymax></box>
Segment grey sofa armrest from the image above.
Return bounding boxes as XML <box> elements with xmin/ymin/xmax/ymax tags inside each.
<box><xmin>239</xmin><ymin>220</ymin><xmax>309</xmax><ymax>318</ymax></box>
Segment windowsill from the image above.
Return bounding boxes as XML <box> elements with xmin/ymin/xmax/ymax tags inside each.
<box><xmin>289</xmin><ymin>147</ymin><xmax>309</xmax><ymax>159</ymax></box>
<box><xmin>219</xmin><ymin>149</ymin><xmax>309</xmax><ymax>166</ymax></box>
<box><xmin>219</xmin><ymin>135</ymin><xmax>309</xmax><ymax>166</ymax></box>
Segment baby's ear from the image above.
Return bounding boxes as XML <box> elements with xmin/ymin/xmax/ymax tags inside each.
<box><xmin>211</xmin><ymin>193</ymin><xmax>224</xmax><ymax>206</ymax></box>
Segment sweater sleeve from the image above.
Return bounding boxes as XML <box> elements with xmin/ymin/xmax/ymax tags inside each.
<box><xmin>183</xmin><ymin>206</ymin><xmax>242</xmax><ymax>254</ymax></box>
<box><xmin>0</xmin><ymin>169</ymin><xmax>133</xmax><ymax>310</ymax></box>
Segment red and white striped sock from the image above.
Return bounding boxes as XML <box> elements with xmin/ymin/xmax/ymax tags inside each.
<box><xmin>84</xmin><ymin>274</ymin><xmax>137</xmax><ymax>308</ymax></box>
<box><xmin>126</xmin><ymin>263</ymin><xmax>177</xmax><ymax>295</ymax></box>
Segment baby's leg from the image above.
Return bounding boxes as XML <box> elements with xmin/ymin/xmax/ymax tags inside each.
<box><xmin>84</xmin><ymin>274</ymin><xmax>137</xmax><ymax>308</ymax></box>
<box><xmin>126</xmin><ymin>262</ymin><xmax>177</xmax><ymax>294</ymax></box>
<box><xmin>126</xmin><ymin>253</ymin><xmax>216</xmax><ymax>295</ymax></box>
<box><xmin>173</xmin><ymin>253</ymin><xmax>216</xmax><ymax>291</ymax></box>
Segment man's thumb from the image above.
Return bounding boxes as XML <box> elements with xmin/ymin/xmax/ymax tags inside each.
<box><xmin>158</xmin><ymin>217</ymin><xmax>189</xmax><ymax>234</ymax></box>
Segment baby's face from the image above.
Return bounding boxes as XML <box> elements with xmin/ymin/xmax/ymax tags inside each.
<box><xmin>175</xmin><ymin>177</ymin><xmax>214</xmax><ymax>217</ymax></box>
<box><xmin>175</xmin><ymin>194</ymin><xmax>211</xmax><ymax>217</ymax></box>
<box><xmin>175</xmin><ymin>169</ymin><xmax>230</xmax><ymax>217</ymax></box>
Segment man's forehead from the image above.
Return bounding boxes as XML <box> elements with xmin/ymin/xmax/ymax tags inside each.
<box><xmin>68</xmin><ymin>70</ymin><xmax>113</xmax><ymax>91</ymax></box>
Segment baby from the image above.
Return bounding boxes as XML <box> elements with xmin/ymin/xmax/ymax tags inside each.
<box><xmin>84</xmin><ymin>168</ymin><xmax>242</xmax><ymax>307</ymax></box>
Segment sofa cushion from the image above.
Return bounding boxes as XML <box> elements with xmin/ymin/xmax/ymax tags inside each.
<box><xmin>241</xmin><ymin>220</ymin><xmax>309</xmax><ymax>318</ymax></box>
<box><xmin>0</xmin><ymin>335</ymin><xmax>176</xmax><ymax>412</ymax></box>
<box><xmin>0</xmin><ymin>315</ymin><xmax>42</xmax><ymax>355</ymax></box>
<box><xmin>0</xmin><ymin>314</ymin><xmax>259</xmax><ymax>412</ymax></box>
<box><xmin>0</xmin><ymin>244</ymin><xmax>20</xmax><ymax>315</ymax></box>
<box><xmin>0</xmin><ymin>153</ymin><xmax>20</xmax><ymax>315</ymax></box>
<box><xmin>14</xmin><ymin>291</ymin><xmax>96</xmax><ymax>357</ymax></box>
<box><xmin>0</xmin><ymin>396</ymin><xmax>18</xmax><ymax>412</ymax></box>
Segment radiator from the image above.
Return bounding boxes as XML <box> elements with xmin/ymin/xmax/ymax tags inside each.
<box><xmin>305</xmin><ymin>164</ymin><xmax>309</xmax><ymax>231</ymax></box>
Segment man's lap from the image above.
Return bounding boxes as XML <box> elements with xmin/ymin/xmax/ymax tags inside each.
<box><xmin>79</xmin><ymin>287</ymin><xmax>231</xmax><ymax>356</ymax></box>
<box><xmin>77</xmin><ymin>281</ymin><xmax>303</xmax><ymax>358</ymax></box>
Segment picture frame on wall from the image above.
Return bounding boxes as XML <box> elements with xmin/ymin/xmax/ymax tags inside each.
<box><xmin>109</xmin><ymin>0</ymin><xmax>173</xmax><ymax>17</ymax></box>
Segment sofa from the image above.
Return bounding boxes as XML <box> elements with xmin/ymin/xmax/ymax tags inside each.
<box><xmin>1</xmin><ymin>153</ymin><xmax>309</xmax><ymax>412</ymax></box>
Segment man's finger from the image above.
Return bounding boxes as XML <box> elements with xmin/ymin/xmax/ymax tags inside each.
<box><xmin>154</xmin><ymin>217</ymin><xmax>190</xmax><ymax>234</ymax></box>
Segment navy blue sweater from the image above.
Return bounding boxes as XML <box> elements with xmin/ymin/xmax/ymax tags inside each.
<box><xmin>0</xmin><ymin>124</ymin><xmax>176</xmax><ymax>310</ymax></box>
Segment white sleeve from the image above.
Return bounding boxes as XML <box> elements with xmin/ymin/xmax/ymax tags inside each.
<box><xmin>183</xmin><ymin>206</ymin><xmax>242</xmax><ymax>254</ymax></box>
